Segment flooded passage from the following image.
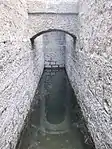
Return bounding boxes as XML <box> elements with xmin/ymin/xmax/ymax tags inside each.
<box><xmin>19</xmin><ymin>68</ymin><xmax>94</xmax><ymax>149</ymax></box>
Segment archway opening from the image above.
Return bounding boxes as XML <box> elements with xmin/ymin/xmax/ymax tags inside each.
<box><xmin>31</xmin><ymin>29</ymin><xmax>77</xmax><ymax>69</ymax></box>
<box><xmin>18</xmin><ymin>30</ymin><xmax>95</xmax><ymax>149</ymax></box>
<box><xmin>30</xmin><ymin>29</ymin><xmax>76</xmax><ymax>45</ymax></box>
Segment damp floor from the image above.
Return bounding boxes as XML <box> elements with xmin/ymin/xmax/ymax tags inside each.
<box><xmin>19</xmin><ymin>68</ymin><xmax>94</xmax><ymax>149</ymax></box>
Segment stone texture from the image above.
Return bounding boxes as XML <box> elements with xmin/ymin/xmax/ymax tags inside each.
<box><xmin>66</xmin><ymin>0</ymin><xmax>112</xmax><ymax>149</ymax></box>
<box><xmin>34</xmin><ymin>36</ymin><xmax>44</xmax><ymax>78</ymax></box>
<box><xmin>27</xmin><ymin>0</ymin><xmax>79</xmax><ymax>14</ymax></box>
<box><xmin>28</xmin><ymin>14</ymin><xmax>78</xmax><ymax>39</ymax></box>
<box><xmin>0</xmin><ymin>0</ymin><xmax>44</xmax><ymax>148</ymax></box>
<box><xmin>0</xmin><ymin>0</ymin><xmax>112</xmax><ymax>149</ymax></box>
<box><xmin>43</xmin><ymin>32</ymin><xmax>66</xmax><ymax>68</ymax></box>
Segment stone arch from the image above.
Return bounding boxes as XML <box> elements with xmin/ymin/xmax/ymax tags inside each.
<box><xmin>31</xmin><ymin>28</ymin><xmax>77</xmax><ymax>68</ymax></box>
<box><xmin>30</xmin><ymin>29</ymin><xmax>77</xmax><ymax>45</ymax></box>
<box><xmin>28</xmin><ymin>13</ymin><xmax>78</xmax><ymax>40</ymax></box>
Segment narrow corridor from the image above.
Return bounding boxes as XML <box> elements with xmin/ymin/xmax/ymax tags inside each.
<box><xmin>18</xmin><ymin>68</ymin><xmax>94</xmax><ymax>149</ymax></box>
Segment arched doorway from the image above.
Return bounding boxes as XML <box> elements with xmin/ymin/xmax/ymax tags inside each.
<box><xmin>31</xmin><ymin>29</ymin><xmax>76</xmax><ymax>68</ymax></box>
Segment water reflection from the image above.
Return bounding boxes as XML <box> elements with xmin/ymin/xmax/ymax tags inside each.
<box><xmin>39</xmin><ymin>68</ymin><xmax>71</xmax><ymax>134</ymax></box>
<box><xmin>19</xmin><ymin>68</ymin><xmax>93</xmax><ymax>149</ymax></box>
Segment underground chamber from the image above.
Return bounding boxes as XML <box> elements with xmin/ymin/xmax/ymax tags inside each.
<box><xmin>17</xmin><ymin>31</ymin><xmax>95</xmax><ymax>149</ymax></box>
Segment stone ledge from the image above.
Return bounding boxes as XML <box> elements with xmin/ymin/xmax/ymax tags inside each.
<box><xmin>27</xmin><ymin>0</ymin><xmax>79</xmax><ymax>14</ymax></box>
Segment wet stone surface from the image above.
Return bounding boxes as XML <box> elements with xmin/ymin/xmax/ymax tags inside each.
<box><xmin>18</xmin><ymin>68</ymin><xmax>95</xmax><ymax>149</ymax></box>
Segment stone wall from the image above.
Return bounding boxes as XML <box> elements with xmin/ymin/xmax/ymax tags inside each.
<box><xmin>27</xmin><ymin>0</ymin><xmax>79</xmax><ymax>14</ymax></box>
<box><xmin>0</xmin><ymin>1</ymin><xmax>44</xmax><ymax>148</ymax></box>
<box><xmin>66</xmin><ymin>0</ymin><xmax>112</xmax><ymax>149</ymax></box>
<box><xmin>28</xmin><ymin>14</ymin><xmax>78</xmax><ymax>39</ymax></box>
<box><xmin>34</xmin><ymin>36</ymin><xmax>44</xmax><ymax>77</ymax></box>
<box><xmin>0</xmin><ymin>0</ymin><xmax>111</xmax><ymax>149</ymax></box>
<box><xmin>65</xmin><ymin>34</ymin><xmax>76</xmax><ymax>69</ymax></box>
<box><xmin>43</xmin><ymin>32</ymin><xmax>66</xmax><ymax>68</ymax></box>
<box><xmin>27</xmin><ymin>0</ymin><xmax>79</xmax><ymax>39</ymax></box>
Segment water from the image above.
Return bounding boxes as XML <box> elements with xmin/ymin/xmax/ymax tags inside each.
<box><xmin>18</xmin><ymin>68</ymin><xmax>94</xmax><ymax>149</ymax></box>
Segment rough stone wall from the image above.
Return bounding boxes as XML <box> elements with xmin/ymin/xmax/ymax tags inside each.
<box><xmin>0</xmin><ymin>0</ymin><xmax>111</xmax><ymax>149</ymax></box>
<box><xmin>66</xmin><ymin>0</ymin><xmax>112</xmax><ymax>149</ymax></box>
<box><xmin>0</xmin><ymin>1</ymin><xmax>44</xmax><ymax>148</ymax></box>
<box><xmin>43</xmin><ymin>32</ymin><xmax>66</xmax><ymax>68</ymax></box>
<box><xmin>27</xmin><ymin>0</ymin><xmax>79</xmax><ymax>14</ymax></box>
<box><xmin>28</xmin><ymin>14</ymin><xmax>78</xmax><ymax>39</ymax></box>
<box><xmin>27</xmin><ymin>0</ymin><xmax>79</xmax><ymax>39</ymax></box>
<box><xmin>34</xmin><ymin>36</ymin><xmax>44</xmax><ymax>78</ymax></box>
<box><xmin>65</xmin><ymin>34</ymin><xmax>76</xmax><ymax>69</ymax></box>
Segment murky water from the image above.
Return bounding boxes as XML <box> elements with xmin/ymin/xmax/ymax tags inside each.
<box><xmin>19</xmin><ymin>68</ymin><xmax>94</xmax><ymax>149</ymax></box>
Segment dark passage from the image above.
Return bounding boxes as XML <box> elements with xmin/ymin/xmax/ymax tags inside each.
<box><xmin>18</xmin><ymin>68</ymin><xmax>94</xmax><ymax>149</ymax></box>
